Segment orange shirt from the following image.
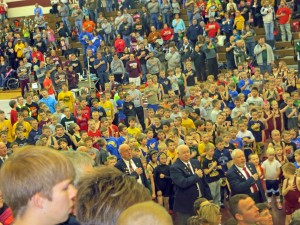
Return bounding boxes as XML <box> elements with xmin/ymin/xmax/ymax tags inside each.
<box><xmin>83</xmin><ymin>20</ymin><xmax>95</xmax><ymax>33</ymax></box>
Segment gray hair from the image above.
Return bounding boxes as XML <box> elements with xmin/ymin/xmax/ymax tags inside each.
<box><xmin>62</xmin><ymin>151</ymin><xmax>94</xmax><ymax>186</ymax></box>
<box><xmin>231</xmin><ymin>149</ymin><xmax>243</xmax><ymax>159</ymax></box>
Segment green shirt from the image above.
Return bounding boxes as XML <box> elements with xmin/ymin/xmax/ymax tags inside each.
<box><xmin>262</xmin><ymin>50</ymin><xmax>267</xmax><ymax>63</ymax></box>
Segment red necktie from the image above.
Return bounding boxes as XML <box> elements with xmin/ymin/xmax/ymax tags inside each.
<box><xmin>129</xmin><ymin>161</ymin><xmax>134</xmax><ymax>173</ymax></box>
<box><xmin>243</xmin><ymin>167</ymin><xmax>259</xmax><ymax>192</ymax></box>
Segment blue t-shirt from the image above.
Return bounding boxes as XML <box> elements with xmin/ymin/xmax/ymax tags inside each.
<box><xmin>213</xmin><ymin>148</ymin><xmax>232</xmax><ymax>177</ymax></box>
<box><xmin>230</xmin><ymin>137</ymin><xmax>244</xmax><ymax>149</ymax></box>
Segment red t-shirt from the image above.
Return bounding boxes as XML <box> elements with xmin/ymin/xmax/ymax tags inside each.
<box><xmin>32</xmin><ymin>51</ymin><xmax>44</xmax><ymax>62</ymax></box>
<box><xmin>161</xmin><ymin>28</ymin><xmax>174</xmax><ymax>41</ymax></box>
<box><xmin>108</xmin><ymin>124</ymin><xmax>119</xmax><ymax>138</ymax></box>
<box><xmin>10</xmin><ymin>109</ymin><xmax>18</xmax><ymax>126</ymax></box>
<box><xmin>205</xmin><ymin>22</ymin><xmax>220</xmax><ymax>38</ymax></box>
<box><xmin>43</xmin><ymin>77</ymin><xmax>55</xmax><ymax>95</ymax></box>
<box><xmin>88</xmin><ymin>129</ymin><xmax>101</xmax><ymax>149</ymax></box>
<box><xmin>114</xmin><ymin>39</ymin><xmax>126</xmax><ymax>53</ymax></box>
<box><xmin>76</xmin><ymin>115</ymin><xmax>89</xmax><ymax>131</ymax></box>
<box><xmin>276</xmin><ymin>7</ymin><xmax>291</xmax><ymax>25</ymax></box>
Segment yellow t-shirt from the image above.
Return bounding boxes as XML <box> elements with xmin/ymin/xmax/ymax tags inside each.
<box><xmin>167</xmin><ymin>149</ymin><xmax>178</xmax><ymax>160</ymax></box>
<box><xmin>0</xmin><ymin>120</ymin><xmax>13</xmax><ymax>142</ymax></box>
<box><xmin>234</xmin><ymin>15</ymin><xmax>245</xmax><ymax>31</ymax></box>
<box><xmin>127</xmin><ymin>127</ymin><xmax>141</xmax><ymax>138</ymax></box>
<box><xmin>58</xmin><ymin>91</ymin><xmax>75</xmax><ymax>112</ymax></box>
<box><xmin>181</xmin><ymin>118</ymin><xmax>196</xmax><ymax>131</ymax></box>
<box><xmin>12</xmin><ymin>121</ymin><xmax>32</xmax><ymax>139</ymax></box>
<box><xmin>99</xmin><ymin>101</ymin><xmax>114</xmax><ymax>117</ymax></box>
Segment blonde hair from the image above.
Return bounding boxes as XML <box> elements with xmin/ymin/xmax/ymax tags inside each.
<box><xmin>198</xmin><ymin>203</ymin><xmax>220</xmax><ymax>224</ymax></box>
<box><xmin>76</xmin><ymin>167</ymin><xmax>151</xmax><ymax>225</ymax></box>
<box><xmin>0</xmin><ymin>146</ymin><xmax>75</xmax><ymax>218</ymax></box>
<box><xmin>266</xmin><ymin>147</ymin><xmax>275</xmax><ymax>155</ymax></box>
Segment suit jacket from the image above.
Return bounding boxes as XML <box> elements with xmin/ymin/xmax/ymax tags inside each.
<box><xmin>170</xmin><ymin>159</ymin><xmax>212</xmax><ymax>215</ymax></box>
<box><xmin>227</xmin><ymin>162</ymin><xmax>266</xmax><ymax>202</ymax></box>
<box><xmin>115</xmin><ymin>157</ymin><xmax>148</xmax><ymax>187</ymax></box>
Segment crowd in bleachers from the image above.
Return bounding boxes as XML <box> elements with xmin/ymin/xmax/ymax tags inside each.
<box><xmin>0</xmin><ymin>0</ymin><xmax>299</xmax><ymax>224</ymax></box>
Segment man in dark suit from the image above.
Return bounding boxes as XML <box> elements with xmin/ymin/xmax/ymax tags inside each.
<box><xmin>170</xmin><ymin>145</ymin><xmax>212</xmax><ymax>225</ymax></box>
<box><xmin>0</xmin><ymin>142</ymin><xmax>9</xmax><ymax>168</ymax></box>
<box><xmin>227</xmin><ymin>149</ymin><xmax>266</xmax><ymax>203</ymax></box>
<box><xmin>115</xmin><ymin>144</ymin><xmax>148</xmax><ymax>187</ymax></box>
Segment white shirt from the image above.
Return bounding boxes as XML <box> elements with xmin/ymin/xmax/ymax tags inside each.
<box><xmin>124</xmin><ymin>159</ymin><xmax>143</xmax><ymax>185</ymax></box>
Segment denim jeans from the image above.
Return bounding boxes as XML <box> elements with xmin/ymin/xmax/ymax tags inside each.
<box><xmin>246</xmin><ymin>41</ymin><xmax>256</xmax><ymax>58</ymax></box>
<box><xmin>187</xmin><ymin>11</ymin><xmax>193</xmax><ymax>25</ymax></box>
<box><xmin>123</xmin><ymin>35</ymin><xmax>131</xmax><ymax>47</ymax></box>
<box><xmin>264</xmin><ymin>21</ymin><xmax>274</xmax><ymax>40</ymax></box>
<box><xmin>62</xmin><ymin>17</ymin><xmax>71</xmax><ymax>33</ymax></box>
<box><xmin>140</xmin><ymin>64</ymin><xmax>147</xmax><ymax>82</ymax></box>
<box><xmin>89</xmin><ymin>10</ymin><xmax>96</xmax><ymax>22</ymax></box>
<box><xmin>259</xmin><ymin>62</ymin><xmax>271</xmax><ymax>74</ymax></box>
<box><xmin>75</xmin><ymin>20</ymin><xmax>82</xmax><ymax>33</ymax></box>
<box><xmin>96</xmin><ymin>71</ymin><xmax>108</xmax><ymax>90</ymax></box>
<box><xmin>279</xmin><ymin>23</ymin><xmax>292</xmax><ymax>42</ymax></box>
<box><xmin>106</xmin><ymin>0</ymin><xmax>113</xmax><ymax>12</ymax></box>
<box><xmin>150</xmin><ymin>13</ymin><xmax>159</xmax><ymax>30</ymax></box>
<box><xmin>147</xmin><ymin>104</ymin><xmax>158</xmax><ymax>112</ymax></box>
<box><xmin>162</xmin><ymin>13</ymin><xmax>171</xmax><ymax>27</ymax></box>
<box><xmin>0</xmin><ymin>14</ymin><xmax>5</xmax><ymax>23</ymax></box>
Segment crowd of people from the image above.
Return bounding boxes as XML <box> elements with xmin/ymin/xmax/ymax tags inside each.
<box><xmin>0</xmin><ymin>0</ymin><xmax>299</xmax><ymax>224</ymax></box>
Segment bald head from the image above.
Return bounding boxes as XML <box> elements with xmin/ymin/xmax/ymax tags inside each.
<box><xmin>177</xmin><ymin>145</ymin><xmax>190</xmax><ymax>163</ymax></box>
<box><xmin>116</xmin><ymin>201</ymin><xmax>173</xmax><ymax>225</ymax></box>
<box><xmin>0</xmin><ymin>142</ymin><xmax>7</xmax><ymax>157</ymax></box>
<box><xmin>77</xmin><ymin>146</ymin><xmax>88</xmax><ymax>153</ymax></box>
<box><xmin>119</xmin><ymin>144</ymin><xmax>132</xmax><ymax>161</ymax></box>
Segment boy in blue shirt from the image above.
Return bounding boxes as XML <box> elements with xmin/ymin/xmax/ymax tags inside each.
<box><xmin>229</xmin><ymin>126</ymin><xmax>244</xmax><ymax>149</ymax></box>
<box><xmin>247</xmin><ymin>108</ymin><xmax>265</xmax><ymax>155</ymax></box>
<box><xmin>145</xmin><ymin>128</ymin><xmax>158</xmax><ymax>150</ymax></box>
<box><xmin>101</xmin><ymin>126</ymin><xmax>120</xmax><ymax>159</ymax></box>
<box><xmin>213</xmin><ymin>137</ymin><xmax>232</xmax><ymax>208</ymax></box>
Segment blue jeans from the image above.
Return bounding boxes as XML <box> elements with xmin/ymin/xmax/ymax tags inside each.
<box><xmin>147</xmin><ymin>104</ymin><xmax>158</xmax><ymax>112</ymax></box>
<box><xmin>187</xmin><ymin>11</ymin><xmax>193</xmax><ymax>25</ymax></box>
<box><xmin>106</xmin><ymin>0</ymin><xmax>113</xmax><ymax>12</ymax></box>
<box><xmin>246</xmin><ymin>42</ymin><xmax>256</xmax><ymax>58</ymax></box>
<box><xmin>259</xmin><ymin>62</ymin><xmax>271</xmax><ymax>74</ymax></box>
<box><xmin>96</xmin><ymin>71</ymin><xmax>108</xmax><ymax>90</ymax></box>
<box><xmin>264</xmin><ymin>21</ymin><xmax>274</xmax><ymax>40</ymax></box>
<box><xmin>150</xmin><ymin>13</ymin><xmax>159</xmax><ymax>30</ymax></box>
<box><xmin>82</xmin><ymin>44</ymin><xmax>88</xmax><ymax>67</ymax></box>
<box><xmin>123</xmin><ymin>35</ymin><xmax>131</xmax><ymax>47</ymax></box>
<box><xmin>89</xmin><ymin>10</ymin><xmax>96</xmax><ymax>22</ymax></box>
<box><xmin>162</xmin><ymin>13</ymin><xmax>171</xmax><ymax>26</ymax></box>
<box><xmin>62</xmin><ymin>17</ymin><xmax>71</xmax><ymax>33</ymax></box>
<box><xmin>0</xmin><ymin>14</ymin><xmax>5</xmax><ymax>23</ymax></box>
<box><xmin>75</xmin><ymin>20</ymin><xmax>82</xmax><ymax>32</ymax></box>
<box><xmin>141</xmin><ymin>64</ymin><xmax>147</xmax><ymax>82</ymax></box>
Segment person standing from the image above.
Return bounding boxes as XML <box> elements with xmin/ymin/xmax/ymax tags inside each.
<box><xmin>260</xmin><ymin>1</ymin><xmax>275</xmax><ymax>45</ymax></box>
<box><xmin>202</xmin><ymin>36</ymin><xmax>218</xmax><ymax>79</ymax></box>
<box><xmin>147</xmin><ymin>0</ymin><xmax>160</xmax><ymax>30</ymax></box>
<box><xmin>58</xmin><ymin>1</ymin><xmax>71</xmax><ymax>33</ymax></box>
<box><xmin>227</xmin><ymin>149</ymin><xmax>266</xmax><ymax>203</ymax></box>
<box><xmin>115</xmin><ymin>144</ymin><xmax>148</xmax><ymax>187</ymax></box>
<box><xmin>170</xmin><ymin>145</ymin><xmax>212</xmax><ymax>225</ymax></box>
<box><xmin>254</xmin><ymin>37</ymin><xmax>274</xmax><ymax>74</ymax></box>
<box><xmin>126</xmin><ymin>53</ymin><xmax>142</xmax><ymax>87</ymax></box>
<box><xmin>94</xmin><ymin>52</ymin><xmax>109</xmax><ymax>91</ymax></box>
<box><xmin>144</xmin><ymin>76</ymin><xmax>159</xmax><ymax>112</ymax></box>
<box><xmin>276</xmin><ymin>0</ymin><xmax>292</xmax><ymax>42</ymax></box>
<box><xmin>296</xmin><ymin>33</ymin><xmax>300</xmax><ymax>78</ymax></box>
<box><xmin>225</xmin><ymin>35</ymin><xmax>236</xmax><ymax>70</ymax></box>
<box><xmin>71</xmin><ymin>5</ymin><xmax>84</xmax><ymax>33</ymax></box>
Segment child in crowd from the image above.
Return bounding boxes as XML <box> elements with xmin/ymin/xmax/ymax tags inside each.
<box><xmin>262</xmin><ymin>148</ymin><xmax>282</xmax><ymax>209</ymax></box>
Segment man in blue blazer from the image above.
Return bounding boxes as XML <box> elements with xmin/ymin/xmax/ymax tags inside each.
<box><xmin>115</xmin><ymin>144</ymin><xmax>148</xmax><ymax>187</ymax></box>
<box><xmin>170</xmin><ymin>145</ymin><xmax>212</xmax><ymax>225</ymax></box>
<box><xmin>227</xmin><ymin>149</ymin><xmax>266</xmax><ymax>203</ymax></box>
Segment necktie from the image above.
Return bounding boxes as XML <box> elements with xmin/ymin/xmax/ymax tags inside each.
<box><xmin>243</xmin><ymin>167</ymin><xmax>259</xmax><ymax>192</ymax></box>
<box><xmin>187</xmin><ymin>163</ymin><xmax>194</xmax><ymax>174</ymax></box>
<box><xmin>129</xmin><ymin>161</ymin><xmax>134</xmax><ymax>173</ymax></box>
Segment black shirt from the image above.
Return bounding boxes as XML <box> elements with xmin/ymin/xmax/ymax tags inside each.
<box><xmin>203</xmin><ymin>157</ymin><xmax>220</xmax><ymax>183</ymax></box>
